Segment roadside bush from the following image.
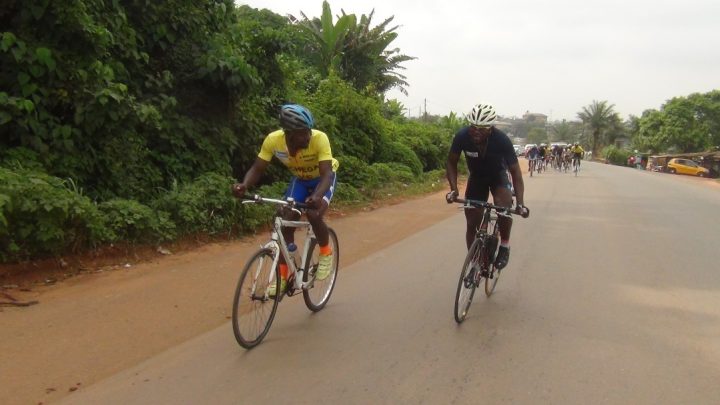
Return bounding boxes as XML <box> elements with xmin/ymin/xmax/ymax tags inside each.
<box><xmin>0</xmin><ymin>168</ymin><xmax>109</xmax><ymax>261</ymax></box>
<box><xmin>365</xmin><ymin>162</ymin><xmax>415</xmax><ymax>191</ymax></box>
<box><xmin>336</xmin><ymin>155</ymin><xmax>372</xmax><ymax>189</ymax></box>
<box><xmin>238</xmin><ymin>181</ymin><xmax>288</xmax><ymax>232</ymax></box>
<box><xmin>333</xmin><ymin>182</ymin><xmax>366</xmax><ymax>204</ymax></box>
<box><xmin>602</xmin><ymin>145</ymin><xmax>632</xmax><ymax>166</ymax></box>
<box><xmin>153</xmin><ymin>172</ymin><xmax>239</xmax><ymax>236</ymax></box>
<box><xmin>375</xmin><ymin>141</ymin><xmax>423</xmax><ymax>176</ymax></box>
<box><xmin>99</xmin><ymin>199</ymin><xmax>175</xmax><ymax>243</ymax></box>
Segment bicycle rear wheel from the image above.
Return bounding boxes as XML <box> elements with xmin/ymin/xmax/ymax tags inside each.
<box><xmin>232</xmin><ymin>248</ymin><xmax>280</xmax><ymax>349</ymax></box>
<box><xmin>454</xmin><ymin>238</ymin><xmax>484</xmax><ymax>323</ymax></box>
<box><xmin>303</xmin><ymin>227</ymin><xmax>339</xmax><ymax>312</ymax></box>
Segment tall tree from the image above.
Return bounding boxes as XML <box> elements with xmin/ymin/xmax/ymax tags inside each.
<box><xmin>340</xmin><ymin>10</ymin><xmax>415</xmax><ymax>95</ymax></box>
<box><xmin>577</xmin><ymin>100</ymin><xmax>617</xmax><ymax>155</ymax></box>
<box><xmin>550</xmin><ymin>120</ymin><xmax>574</xmax><ymax>142</ymax></box>
<box><xmin>296</xmin><ymin>1</ymin><xmax>355</xmax><ymax>76</ymax></box>
<box><xmin>630</xmin><ymin>91</ymin><xmax>719</xmax><ymax>153</ymax></box>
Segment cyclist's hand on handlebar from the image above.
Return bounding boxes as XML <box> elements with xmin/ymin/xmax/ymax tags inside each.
<box><xmin>446</xmin><ymin>190</ymin><xmax>459</xmax><ymax>204</ymax></box>
<box><xmin>515</xmin><ymin>204</ymin><xmax>530</xmax><ymax>218</ymax></box>
<box><xmin>232</xmin><ymin>183</ymin><xmax>247</xmax><ymax>198</ymax></box>
<box><xmin>304</xmin><ymin>195</ymin><xmax>321</xmax><ymax>209</ymax></box>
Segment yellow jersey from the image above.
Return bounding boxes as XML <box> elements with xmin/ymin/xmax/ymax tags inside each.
<box><xmin>570</xmin><ymin>145</ymin><xmax>584</xmax><ymax>154</ymax></box>
<box><xmin>258</xmin><ymin>129</ymin><xmax>340</xmax><ymax>180</ymax></box>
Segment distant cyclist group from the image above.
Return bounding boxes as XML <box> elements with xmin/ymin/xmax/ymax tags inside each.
<box><xmin>526</xmin><ymin>142</ymin><xmax>585</xmax><ymax>175</ymax></box>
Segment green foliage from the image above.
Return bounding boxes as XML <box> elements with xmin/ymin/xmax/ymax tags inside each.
<box><xmin>631</xmin><ymin>90</ymin><xmax>720</xmax><ymax>153</ymax></box>
<box><xmin>0</xmin><ymin>146</ymin><xmax>44</xmax><ymax>171</ymax></box>
<box><xmin>388</xmin><ymin>120</ymin><xmax>450</xmax><ymax>172</ymax></box>
<box><xmin>375</xmin><ymin>140</ymin><xmax>422</xmax><ymax>175</ymax></box>
<box><xmin>239</xmin><ymin>181</ymin><xmax>289</xmax><ymax>231</ymax></box>
<box><xmin>332</xmin><ymin>182</ymin><xmax>366</xmax><ymax>204</ymax></box>
<box><xmin>0</xmin><ymin>167</ymin><xmax>109</xmax><ymax>261</ymax></box>
<box><xmin>0</xmin><ymin>1</ymin><xmax>291</xmax><ymax>202</ymax></box>
<box><xmin>577</xmin><ymin>100</ymin><xmax>618</xmax><ymax>155</ymax></box>
<box><xmin>99</xmin><ymin>199</ymin><xmax>175</xmax><ymax>243</ymax></box>
<box><xmin>297</xmin><ymin>1</ymin><xmax>356</xmax><ymax>76</ymax></box>
<box><xmin>153</xmin><ymin>172</ymin><xmax>239</xmax><ymax>236</ymax></box>
<box><xmin>310</xmin><ymin>74</ymin><xmax>385</xmax><ymax>160</ymax></box>
<box><xmin>527</xmin><ymin>127</ymin><xmax>548</xmax><ymax>145</ymax></box>
<box><xmin>0</xmin><ymin>2</ymin><xmax>457</xmax><ymax>262</ymax></box>
<box><xmin>382</xmin><ymin>99</ymin><xmax>405</xmax><ymax>121</ymax></box>
<box><xmin>338</xmin><ymin>9</ymin><xmax>415</xmax><ymax>95</ymax></box>
<box><xmin>602</xmin><ymin>145</ymin><xmax>632</xmax><ymax>166</ymax></box>
<box><xmin>336</xmin><ymin>155</ymin><xmax>373</xmax><ymax>188</ymax></box>
<box><xmin>366</xmin><ymin>162</ymin><xmax>414</xmax><ymax>189</ymax></box>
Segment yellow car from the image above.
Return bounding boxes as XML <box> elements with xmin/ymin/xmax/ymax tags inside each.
<box><xmin>666</xmin><ymin>158</ymin><xmax>710</xmax><ymax>177</ymax></box>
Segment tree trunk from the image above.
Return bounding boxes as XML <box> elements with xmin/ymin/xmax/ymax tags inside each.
<box><xmin>592</xmin><ymin>129</ymin><xmax>600</xmax><ymax>156</ymax></box>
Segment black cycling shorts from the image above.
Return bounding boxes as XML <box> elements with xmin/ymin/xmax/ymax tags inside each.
<box><xmin>465</xmin><ymin>171</ymin><xmax>512</xmax><ymax>201</ymax></box>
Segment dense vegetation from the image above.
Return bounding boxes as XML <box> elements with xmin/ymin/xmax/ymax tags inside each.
<box><xmin>0</xmin><ymin>1</ymin><xmax>451</xmax><ymax>262</ymax></box>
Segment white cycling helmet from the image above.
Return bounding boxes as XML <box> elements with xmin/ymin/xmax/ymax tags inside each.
<box><xmin>467</xmin><ymin>104</ymin><xmax>497</xmax><ymax>126</ymax></box>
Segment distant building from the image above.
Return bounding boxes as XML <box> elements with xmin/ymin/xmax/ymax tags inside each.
<box><xmin>522</xmin><ymin>111</ymin><xmax>548</xmax><ymax>124</ymax></box>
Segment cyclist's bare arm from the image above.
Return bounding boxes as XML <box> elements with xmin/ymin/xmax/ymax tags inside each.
<box><xmin>507</xmin><ymin>162</ymin><xmax>525</xmax><ymax>207</ymax></box>
<box><xmin>446</xmin><ymin>151</ymin><xmax>461</xmax><ymax>196</ymax></box>
<box><xmin>305</xmin><ymin>160</ymin><xmax>334</xmax><ymax>210</ymax></box>
<box><xmin>233</xmin><ymin>158</ymin><xmax>269</xmax><ymax>197</ymax></box>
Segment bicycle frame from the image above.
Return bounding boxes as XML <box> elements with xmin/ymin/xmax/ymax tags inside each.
<box><xmin>242</xmin><ymin>196</ymin><xmax>317</xmax><ymax>293</ymax></box>
<box><xmin>265</xmin><ymin>215</ymin><xmax>315</xmax><ymax>292</ymax></box>
<box><xmin>458</xmin><ymin>198</ymin><xmax>512</xmax><ymax>269</ymax></box>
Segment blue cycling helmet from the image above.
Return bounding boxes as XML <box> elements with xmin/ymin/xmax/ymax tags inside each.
<box><xmin>279</xmin><ymin>104</ymin><xmax>314</xmax><ymax>130</ymax></box>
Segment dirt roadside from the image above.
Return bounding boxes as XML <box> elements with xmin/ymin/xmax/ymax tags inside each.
<box><xmin>0</xmin><ymin>188</ymin><xmax>461</xmax><ymax>405</ymax></box>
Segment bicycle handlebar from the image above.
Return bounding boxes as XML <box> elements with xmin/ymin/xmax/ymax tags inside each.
<box><xmin>241</xmin><ymin>195</ymin><xmax>309</xmax><ymax>210</ymax></box>
<box><xmin>452</xmin><ymin>197</ymin><xmax>530</xmax><ymax>218</ymax></box>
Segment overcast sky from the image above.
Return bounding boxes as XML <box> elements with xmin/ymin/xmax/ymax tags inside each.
<box><xmin>239</xmin><ymin>0</ymin><xmax>720</xmax><ymax>121</ymax></box>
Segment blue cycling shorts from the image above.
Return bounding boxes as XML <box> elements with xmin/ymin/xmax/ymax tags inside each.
<box><xmin>284</xmin><ymin>172</ymin><xmax>337</xmax><ymax>206</ymax></box>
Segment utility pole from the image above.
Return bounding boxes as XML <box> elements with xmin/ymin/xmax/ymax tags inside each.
<box><xmin>423</xmin><ymin>98</ymin><xmax>427</xmax><ymax>121</ymax></box>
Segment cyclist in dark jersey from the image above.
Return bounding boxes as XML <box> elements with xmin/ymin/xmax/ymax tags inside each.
<box><xmin>445</xmin><ymin>104</ymin><xmax>529</xmax><ymax>270</ymax></box>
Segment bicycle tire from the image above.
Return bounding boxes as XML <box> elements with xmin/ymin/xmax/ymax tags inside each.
<box><xmin>454</xmin><ymin>237</ymin><xmax>484</xmax><ymax>323</ymax></box>
<box><xmin>303</xmin><ymin>227</ymin><xmax>339</xmax><ymax>312</ymax></box>
<box><xmin>232</xmin><ymin>248</ymin><xmax>281</xmax><ymax>349</ymax></box>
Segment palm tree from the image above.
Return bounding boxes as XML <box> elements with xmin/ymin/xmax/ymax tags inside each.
<box><xmin>577</xmin><ymin>100</ymin><xmax>617</xmax><ymax>155</ymax></box>
<box><xmin>550</xmin><ymin>121</ymin><xmax>573</xmax><ymax>142</ymax></box>
<box><xmin>340</xmin><ymin>10</ymin><xmax>416</xmax><ymax>95</ymax></box>
<box><xmin>297</xmin><ymin>1</ymin><xmax>356</xmax><ymax>76</ymax></box>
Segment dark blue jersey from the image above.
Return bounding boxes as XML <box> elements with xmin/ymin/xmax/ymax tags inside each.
<box><xmin>450</xmin><ymin>127</ymin><xmax>518</xmax><ymax>176</ymax></box>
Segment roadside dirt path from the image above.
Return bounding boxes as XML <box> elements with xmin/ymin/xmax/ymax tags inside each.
<box><xmin>1</xmin><ymin>188</ymin><xmax>459</xmax><ymax>405</ymax></box>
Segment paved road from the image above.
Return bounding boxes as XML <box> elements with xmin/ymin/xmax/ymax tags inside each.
<box><xmin>61</xmin><ymin>163</ymin><xmax>720</xmax><ymax>404</ymax></box>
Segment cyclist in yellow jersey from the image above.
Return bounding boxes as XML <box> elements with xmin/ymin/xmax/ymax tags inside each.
<box><xmin>233</xmin><ymin>104</ymin><xmax>338</xmax><ymax>296</ymax></box>
<box><xmin>570</xmin><ymin>142</ymin><xmax>585</xmax><ymax>167</ymax></box>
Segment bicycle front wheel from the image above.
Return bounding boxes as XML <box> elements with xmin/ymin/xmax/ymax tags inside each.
<box><xmin>232</xmin><ymin>248</ymin><xmax>281</xmax><ymax>349</ymax></box>
<box><xmin>454</xmin><ymin>238</ymin><xmax>483</xmax><ymax>323</ymax></box>
<box><xmin>485</xmin><ymin>265</ymin><xmax>500</xmax><ymax>296</ymax></box>
<box><xmin>303</xmin><ymin>227</ymin><xmax>339</xmax><ymax>312</ymax></box>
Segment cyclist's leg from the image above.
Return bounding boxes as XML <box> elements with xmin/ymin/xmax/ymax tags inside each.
<box><xmin>305</xmin><ymin>174</ymin><xmax>337</xmax><ymax>281</ymax></box>
<box><xmin>279</xmin><ymin>178</ymin><xmax>310</xmax><ymax>282</ymax></box>
<box><xmin>490</xmin><ymin>172</ymin><xmax>513</xmax><ymax>270</ymax></box>
<box><xmin>304</xmin><ymin>173</ymin><xmax>337</xmax><ymax>246</ymax></box>
<box><xmin>464</xmin><ymin>175</ymin><xmax>489</xmax><ymax>249</ymax></box>
<box><xmin>490</xmin><ymin>173</ymin><xmax>513</xmax><ymax>242</ymax></box>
